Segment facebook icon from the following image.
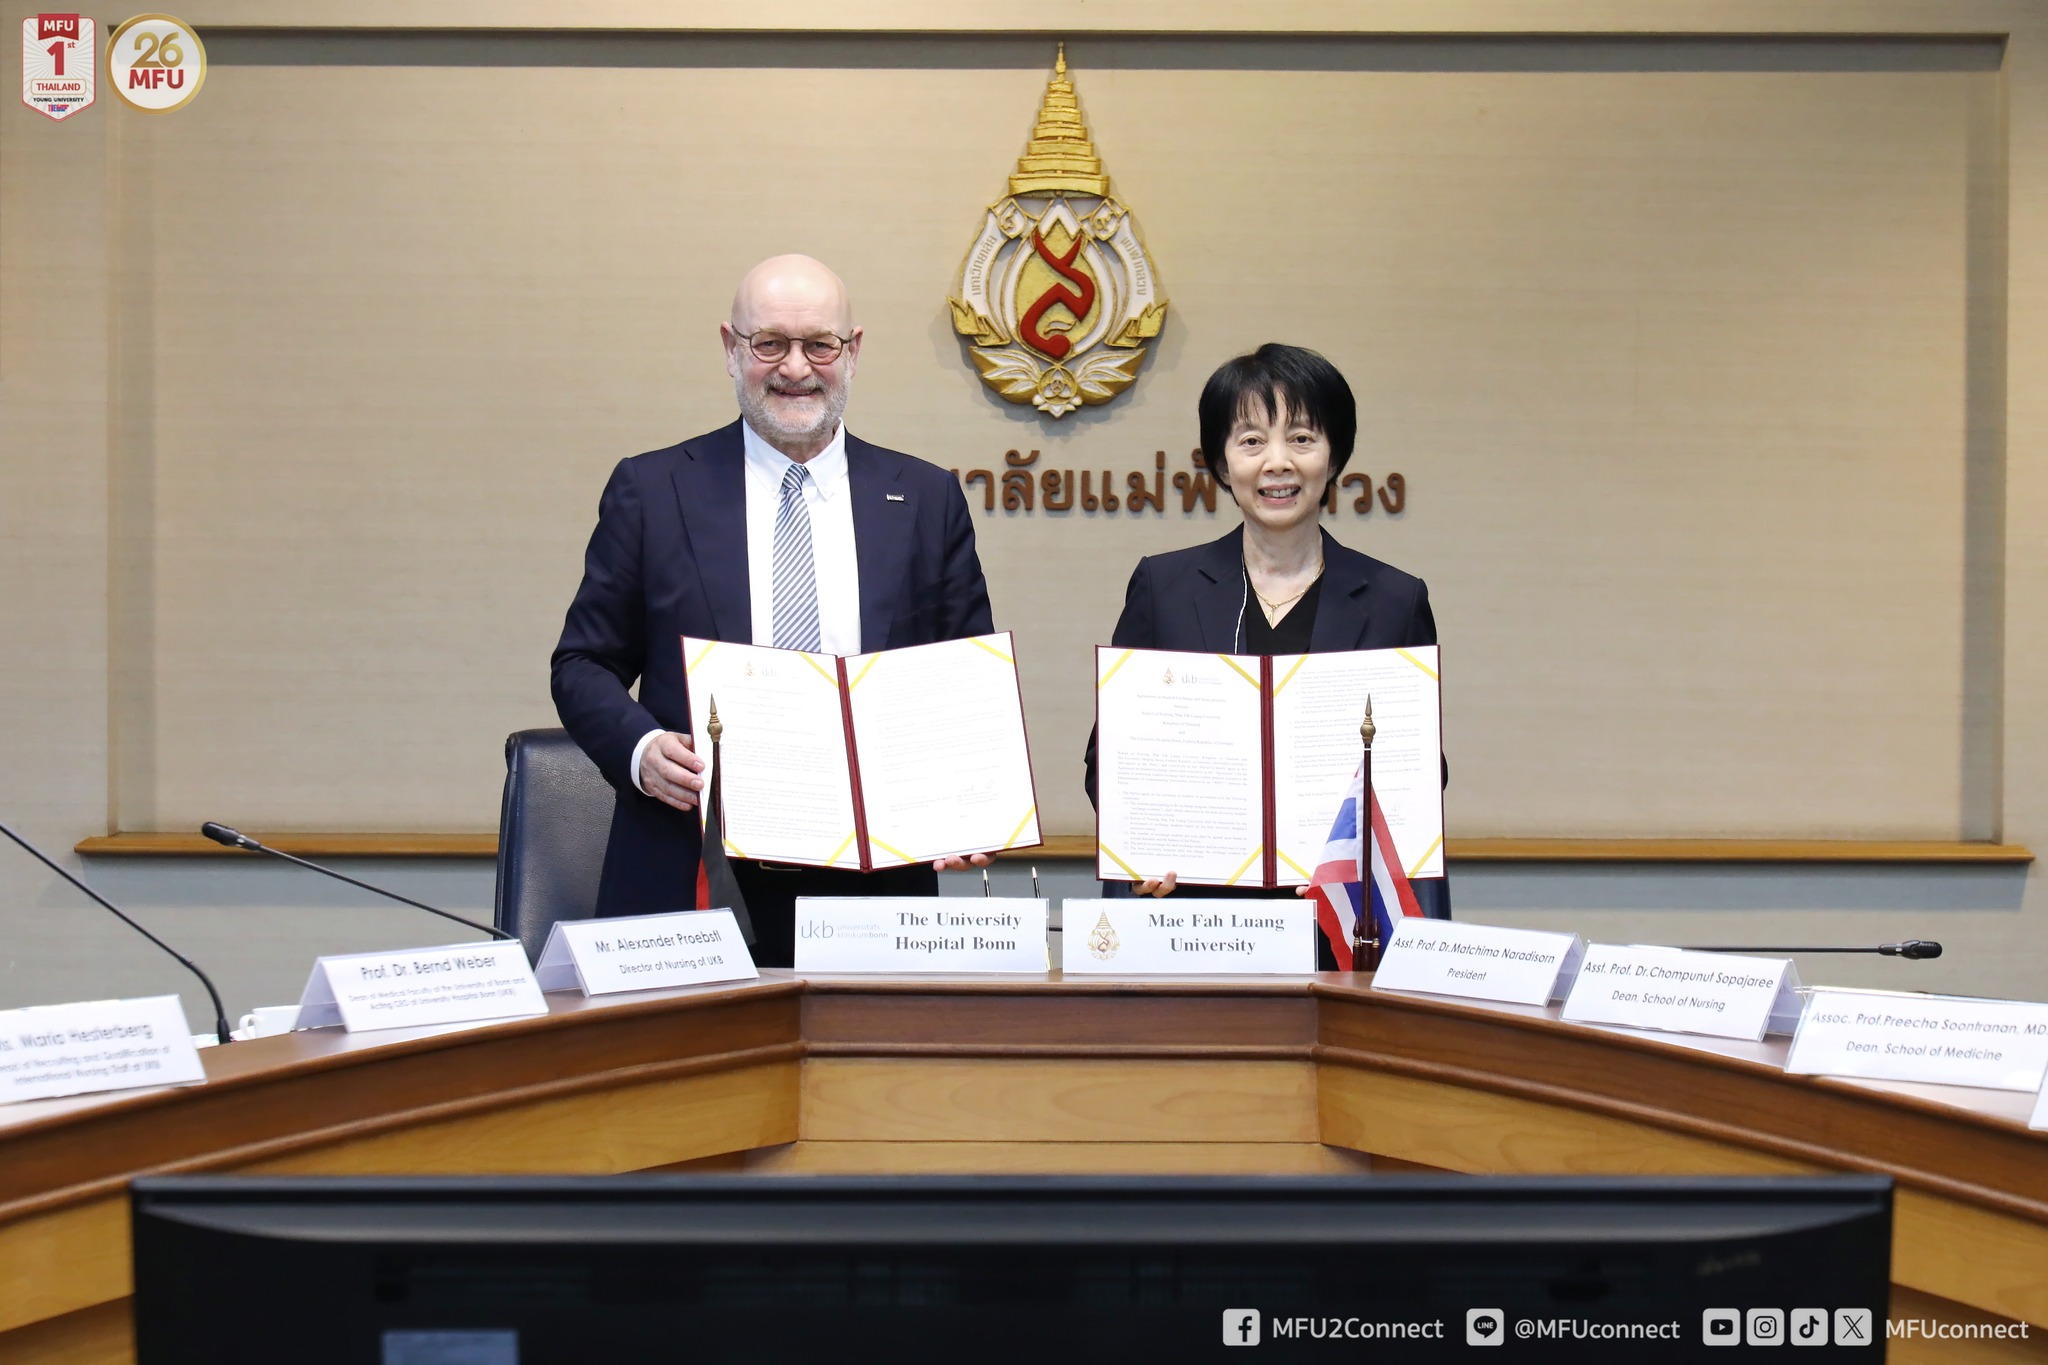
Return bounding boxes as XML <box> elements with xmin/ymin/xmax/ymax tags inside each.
<box><xmin>1223</xmin><ymin>1310</ymin><xmax>1261</xmax><ymax>1346</ymax></box>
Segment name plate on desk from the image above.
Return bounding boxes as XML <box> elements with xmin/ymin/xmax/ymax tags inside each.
<box><xmin>1059</xmin><ymin>899</ymin><xmax>1316</xmax><ymax>975</ymax></box>
<box><xmin>1373</xmin><ymin>919</ymin><xmax>1583</xmax><ymax>1005</ymax></box>
<box><xmin>534</xmin><ymin>910</ymin><xmax>756</xmax><ymax>995</ymax></box>
<box><xmin>795</xmin><ymin>898</ymin><xmax>1049</xmax><ymax>973</ymax></box>
<box><xmin>0</xmin><ymin>995</ymin><xmax>205</xmax><ymax>1103</ymax></box>
<box><xmin>294</xmin><ymin>940</ymin><xmax>547</xmax><ymax>1033</ymax></box>
<box><xmin>1562</xmin><ymin>945</ymin><xmax>1800</xmax><ymax>1041</ymax></box>
<box><xmin>1788</xmin><ymin>987</ymin><xmax>2048</xmax><ymax>1092</ymax></box>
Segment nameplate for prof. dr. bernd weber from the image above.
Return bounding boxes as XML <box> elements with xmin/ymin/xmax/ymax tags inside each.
<box><xmin>0</xmin><ymin>995</ymin><xmax>205</xmax><ymax>1104</ymax></box>
<box><xmin>1561</xmin><ymin>944</ymin><xmax>1803</xmax><ymax>1041</ymax></box>
<box><xmin>1059</xmin><ymin>899</ymin><xmax>1315</xmax><ymax>975</ymax></box>
<box><xmin>534</xmin><ymin>909</ymin><xmax>756</xmax><ymax>995</ymax></box>
<box><xmin>1787</xmin><ymin>987</ymin><xmax>2048</xmax><ymax>1093</ymax></box>
<box><xmin>293</xmin><ymin>940</ymin><xmax>547</xmax><ymax>1032</ymax></box>
<box><xmin>795</xmin><ymin>898</ymin><xmax>1049</xmax><ymax>973</ymax></box>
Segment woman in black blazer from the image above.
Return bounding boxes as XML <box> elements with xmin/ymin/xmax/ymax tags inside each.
<box><xmin>1084</xmin><ymin>343</ymin><xmax>1447</xmax><ymax>924</ymax></box>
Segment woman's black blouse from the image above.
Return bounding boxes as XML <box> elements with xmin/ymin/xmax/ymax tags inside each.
<box><xmin>1239</xmin><ymin>570</ymin><xmax>1322</xmax><ymax>655</ymax></box>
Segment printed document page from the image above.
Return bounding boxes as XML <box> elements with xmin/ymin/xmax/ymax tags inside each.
<box><xmin>682</xmin><ymin>637</ymin><xmax>862</xmax><ymax>869</ymax></box>
<box><xmin>1095</xmin><ymin>647</ymin><xmax>1266</xmax><ymax>886</ymax></box>
<box><xmin>841</xmin><ymin>632</ymin><xmax>1042</xmax><ymax>868</ymax></box>
<box><xmin>1269</xmin><ymin>646</ymin><xmax>1443</xmax><ymax>882</ymax></box>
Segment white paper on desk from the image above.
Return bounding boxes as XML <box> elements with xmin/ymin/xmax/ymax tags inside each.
<box><xmin>2031</xmin><ymin>1076</ymin><xmax>2048</xmax><ymax>1131</ymax></box>
<box><xmin>1561</xmin><ymin>944</ymin><xmax>1800</xmax><ymax>1042</ymax></box>
<box><xmin>1788</xmin><ymin>987</ymin><xmax>2048</xmax><ymax>1093</ymax></box>
<box><xmin>294</xmin><ymin>940</ymin><xmax>546</xmax><ymax>1033</ymax></box>
<box><xmin>1270</xmin><ymin>646</ymin><xmax>1443</xmax><ymax>881</ymax></box>
<box><xmin>1095</xmin><ymin>647</ymin><xmax>1265</xmax><ymax>885</ymax></box>
<box><xmin>684</xmin><ymin>637</ymin><xmax>861</xmax><ymax>868</ymax></box>
<box><xmin>842</xmin><ymin>633</ymin><xmax>1041</xmax><ymax>867</ymax></box>
<box><xmin>534</xmin><ymin>909</ymin><xmax>756</xmax><ymax>995</ymax></box>
<box><xmin>0</xmin><ymin>995</ymin><xmax>205</xmax><ymax>1103</ymax></box>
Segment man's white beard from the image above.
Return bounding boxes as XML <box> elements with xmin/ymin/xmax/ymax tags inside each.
<box><xmin>736</xmin><ymin>373</ymin><xmax>849</xmax><ymax>451</ymax></box>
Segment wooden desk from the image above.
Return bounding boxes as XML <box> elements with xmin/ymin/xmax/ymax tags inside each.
<box><xmin>2</xmin><ymin>975</ymin><xmax>2042</xmax><ymax>1364</ymax></box>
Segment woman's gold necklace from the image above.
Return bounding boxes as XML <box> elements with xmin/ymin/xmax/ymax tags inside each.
<box><xmin>1247</xmin><ymin>553</ymin><xmax>1324</xmax><ymax>622</ymax></box>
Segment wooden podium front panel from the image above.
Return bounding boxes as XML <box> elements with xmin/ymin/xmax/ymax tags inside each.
<box><xmin>1</xmin><ymin>975</ymin><xmax>2045</xmax><ymax>1365</ymax></box>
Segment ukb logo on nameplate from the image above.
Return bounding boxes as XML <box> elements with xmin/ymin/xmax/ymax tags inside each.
<box><xmin>1561</xmin><ymin>945</ymin><xmax>1803</xmax><ymax>1041</ymax></box>
<box><xmin>22</xmin><ymin>14</ymin><xmax>93</xmax><ymax>120</ymax></box>
<box><xmin>796</xmin><ymin>898</ymin><xmax>1049</xmax><ymax>973</ymax></box>
<box><xmin>534</xmin><ymin>910</ymin><xmax>756</xmax><ymax>995</ymax></box>
<box><xmin>293</xmin><ymin>940</ymin><xmax>546</xmax><ymax>1033</ymax></box>
<box><xmin>1372</xmin><ymin>919</ymin><xmax>1584</xmax><ymax>1006</ymax></box>
<box><xmin>1060</xmin><ymin>899</ymin><xmax>1316</xmax><ymax>975</ymax></box>
<box><xmin>0</xmin><ymin>995</ymin><xmax>204</xmax><ymax>1103</ymax></box>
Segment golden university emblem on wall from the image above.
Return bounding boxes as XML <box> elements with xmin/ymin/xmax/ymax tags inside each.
<box><xmin>950</xmin><ymin>47</ymin><xmax>1167</xmax><ymax>418</ymax></box>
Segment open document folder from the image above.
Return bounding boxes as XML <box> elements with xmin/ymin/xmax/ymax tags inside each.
<box><xmin>682</xmin><ymin>632</ymin><xmax>1043</xmax><ymax>871</ymax></box>
<box><xmin>1094</xmin><ymin>645</ymin><xmax>1443</xmax><ymax>887</ymax></box>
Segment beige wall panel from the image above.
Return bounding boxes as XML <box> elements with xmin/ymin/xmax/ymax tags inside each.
<box><xmin>113</xmin><ymin>50</ymin><xmax>1993</xmax><ymax>843</ymax></box>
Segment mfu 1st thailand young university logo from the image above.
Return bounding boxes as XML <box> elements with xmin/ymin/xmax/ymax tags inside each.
<box><xmin>949</xmin><ymin>46</ymin><xmax>1167</xmax><ymax>418</ymax></box>
<box><xmin>21</xmin><ymin>14</ymin><xmax>93</xmax><ymax>121</ymax></box>
<box><xmin>107</xmin><ymin>13</ymin><xmax>204</xmax><ymax>113</ymax></box>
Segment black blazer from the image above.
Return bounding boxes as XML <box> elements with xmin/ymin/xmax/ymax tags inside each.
<box><xmin>551</xmin><ymin>420</ymin><xmax>994</xmax><ymax>918</ymax></box>
<box><xmin>1083</xmin><ymin>525</ymin><xmax>1449</xmax><ymax>917</ymax></box>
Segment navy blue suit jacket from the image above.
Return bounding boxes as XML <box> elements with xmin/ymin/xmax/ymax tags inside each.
<box><xmin>551</xmin><ymin>420</ymin><xmax>994</xmax><ymax>918</ymax></box>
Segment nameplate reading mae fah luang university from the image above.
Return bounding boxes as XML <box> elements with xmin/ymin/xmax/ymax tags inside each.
<box><xmin>795</xmin><ymin>898</ymin><xmax>1050</xmax><ymax>973</ymax></box>
<box><xmin>1561</xmin><ymin>945</ymin><xmax>1802</xmax><ymax>1042</ymax></box>
<box><xmin>1787</xmin><ymin>987</ymin><xmax>2048</xmax><ymax>1093</ymax></box>
<box><xmin>1060</xmin><ymin>899</ymin><xmax>1316</xmax><ymax>975</ymax></box>
<box><xmin>535</xmin><ymin>910</ymin><xmax>756</xmax><ymax>996</ymax></box>
<box><xmin>0</xmin><ymin>995</ymin><xmax>205</xmax><ymax>1104</ymax></box>
<box><xmin>293</xmin><ymin>940</ymin><xmax>547</xmax><ymax>1033</ymax></box>
<box><xmin>1372</xmin><ymin>919</ymin><xmax>1584</xmax><ymax>1006</ymax></box>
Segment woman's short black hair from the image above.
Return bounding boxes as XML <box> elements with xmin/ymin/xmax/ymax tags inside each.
<box><xmin>1196</xmin><ymin>343</ymin><xmax>1357</xmax><ymax>486</ymax></box>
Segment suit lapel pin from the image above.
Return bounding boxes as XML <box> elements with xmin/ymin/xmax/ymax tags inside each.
<box><xmin>885</xmin><ymin>493</ymin><xmax>906</xmax><ymax>502</ymax></box>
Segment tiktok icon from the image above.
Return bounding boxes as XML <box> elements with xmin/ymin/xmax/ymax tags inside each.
<box><xmin>1790</xmin><ymin>1308</ymin><xmax>1830</xmax><ymax>1344</ymax></box>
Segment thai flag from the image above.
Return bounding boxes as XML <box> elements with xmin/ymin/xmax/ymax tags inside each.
<box><xmin>1308</xmin><ymin>761</ymin><xmax>1423</xmax><ymax>971</ymax></box>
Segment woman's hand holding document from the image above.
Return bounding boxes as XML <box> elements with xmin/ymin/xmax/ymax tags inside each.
<box><xmin>683</xmin><ymin>633</ymin><xmax>1042</xmax><ymax>871</ymax></box>
<box><xmin>1095</xmin><ymin>644</ymin><xmax>1443</xmax><ymax>887</ymax></box>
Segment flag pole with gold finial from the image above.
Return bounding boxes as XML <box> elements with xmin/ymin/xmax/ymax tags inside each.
<box><xmin>1355</xmin><ymin>697</ymin><xmax>1380</xmax><ymax>972</ymax></box>
<box><xmin>696</xmin><ymin>696</ymin><xmax>754</xmax><ymax>945</ymax></box>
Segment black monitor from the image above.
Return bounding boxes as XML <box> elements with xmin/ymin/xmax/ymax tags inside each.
<box><xmin>133</xmin><ymin>1174</ymin><xmax>1890</xmax><ymax>1362</ymax></box>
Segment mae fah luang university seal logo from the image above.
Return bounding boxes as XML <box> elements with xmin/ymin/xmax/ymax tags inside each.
<box><xmin>950</xmin><ymin>48</ymin><xmax>1167</xmax><ymax>418</ymax></box>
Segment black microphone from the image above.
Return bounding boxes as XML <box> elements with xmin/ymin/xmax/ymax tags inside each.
<box><xmin>200</xmin><ymin>823</ymin><xmax>515</xmax><ymax>942</ymax></box>
<box><xmin>0</xmin><ymin>818</ymin><xmax>233</xmax><ymax>1045</ymax></box>
<box><xmin>1678</xmin><ymin>941</ymin><xmax>1943</xmax><ymax>960</ymax></box>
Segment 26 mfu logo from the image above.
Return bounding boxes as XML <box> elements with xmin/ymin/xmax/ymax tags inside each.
<box><xmin>107</xmin><ymin>13</ymin><xmax>204</xmax><ymax>113</ymax></box>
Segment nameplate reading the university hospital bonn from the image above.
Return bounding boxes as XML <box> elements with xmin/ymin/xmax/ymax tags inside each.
<box><xmin>1787</xmin><ymin>987</ymin><xmax>2048</xmax><ymax>1093</ymax></box>
<box><xmin>293</xmin><ymin>940</ymin><xmax>546</xmax><ymax>1033</ymax></box>
<box><xmin>535</xmin><ymin>909</ymin><xmax>756</xmax><ymax>996</ymax></box>
<box><xmin>795</xmin><ymin>897</ymin><xmax>1049</xmax><ymax>973</ymax></box>
<box><xmin>1561</xmin><ymin>944</ymin><xmax>1801</xmax><ymax>1042</ymax></box>
<box><xmin>1372</xmin><ymin>918</ymin><xmax>1584</xmax><ymax>1006</ymax></box>
<box><xmin>0</xmin><ymin>995</ymin><xmax>205</xmax><ymax>1104</ymax></box>
<box><xmin>1059</xmin><ymin>899</ymin><xmax>1315</xmax><ymax>975</ymax></box>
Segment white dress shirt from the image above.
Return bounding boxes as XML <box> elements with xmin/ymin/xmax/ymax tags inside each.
<box><xmin>630</xmin><ymin>420</ymin><xmax>864</xmax><ymax>794</ymax></box>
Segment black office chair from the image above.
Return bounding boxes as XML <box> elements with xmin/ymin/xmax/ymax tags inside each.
<box><xmin>493</xmin><ymin>728</ymin><xmax>615</xmax><ymax>960</ymax></box>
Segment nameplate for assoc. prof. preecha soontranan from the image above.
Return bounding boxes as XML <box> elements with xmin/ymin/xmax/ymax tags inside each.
<box><xmin>949</xmin><ymin>45</ymin><xmax>1166</xmax><ymax>418</ymax></box>
<box><xmin>106</xmin><ymin>13</ymin><xmax>204</xmax><ymax>114</ymax></box>
<box><xmin>22</xmin><ymin>14</ymin><xmax>93</xmax><ymax>121</ymax></box>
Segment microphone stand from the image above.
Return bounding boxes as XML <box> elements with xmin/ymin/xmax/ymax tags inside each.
<box><xmin>0</xmin><ymin>819</ymin><xmax>233</xmax><ymax>1044</ymax></box>
<box><xmin>1678</xmin><ymin>941</ymin><xmax>1943</xmax><ymax>960</ymax></box>
<box><xmin>199</xmin><ymin>823</ymin><xmax>513</xmax><ymax>941</ymax></box>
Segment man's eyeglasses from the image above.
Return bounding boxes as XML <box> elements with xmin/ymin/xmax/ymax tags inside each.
<box><xmin>735</xmin><ymin>330</ymin><xmax>851</xmax><ymax>365</ymax></box>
